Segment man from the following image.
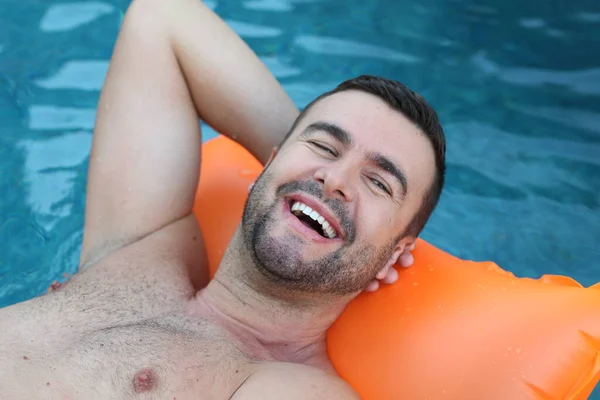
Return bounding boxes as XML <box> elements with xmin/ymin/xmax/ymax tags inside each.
<box><xmin>0</xmin><ymin>0</ymin><xmax>445</xmax><ymax>398</ymax></box>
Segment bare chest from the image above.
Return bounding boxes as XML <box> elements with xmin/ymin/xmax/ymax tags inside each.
<box><xmin>2</xmin><ymin>313</ymin><xmax>257</xmax><ymax>400</ymax></box>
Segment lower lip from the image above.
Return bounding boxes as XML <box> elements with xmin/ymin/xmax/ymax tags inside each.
<box><xmin>282</xmin><ymin>200</ymin><xmax>340</xmax><ymax>244</ymax></box>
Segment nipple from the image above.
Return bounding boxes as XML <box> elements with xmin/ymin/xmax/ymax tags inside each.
<box><xmin>132</xmin><ymin>368</ymin><xmax>158</xmax><ymax>393</ymax></box>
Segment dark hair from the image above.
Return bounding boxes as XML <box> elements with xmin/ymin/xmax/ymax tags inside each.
<box><xmin>280</xmin><ymin>75</ymin><xmax>446</xmax><ymax>237</ymax></box>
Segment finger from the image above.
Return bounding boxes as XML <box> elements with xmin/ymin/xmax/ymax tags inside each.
<box><xmin>382</xmin><ymin>267</ymin><xmax>398</xmax><ymax>284</ymax></box>
<box><xmin>397</xmin><ymin>251</ymin><xmax>414</xmax><ymax>268</ymax></box>
<box><xmin>408</xmin><ymin>242</ymin><xmax>416</xmax><ymax>251</ymax></box>
<box><xmin>364</xmin><ymin>280</ymin><xmax>379</xmax><ymax>292</ymax></box>
<box><xmin>376</xmin><ymin>266</ymin><xmax>389</xmax><ymax>280</ymax></box>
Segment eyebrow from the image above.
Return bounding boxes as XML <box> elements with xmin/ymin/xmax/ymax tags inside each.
<box><xmin>302</xmin><ymin>120</ymin><xmax>408</xmax><ymax>197</ymax></box>
<box><xmin>303</xmin><ymin>121</ymin><xmax>352</xmax><ymax>145</ymax></box>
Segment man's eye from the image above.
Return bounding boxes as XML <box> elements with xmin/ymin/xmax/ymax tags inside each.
<box><xmin>311</xmin><ymin>141</ymin><xmax>337</xmax><ymax>156</ymax></box>
<box><xmin>371</xmin><ymin>178</ymin><xmax>391</xmax><ymax>195</ymax></box>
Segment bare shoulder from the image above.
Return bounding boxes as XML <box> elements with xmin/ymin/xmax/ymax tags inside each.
<box><xmin>231</xmin><ymin>362</ymin><xmax>360</xmax><ymax>400</ymax></box>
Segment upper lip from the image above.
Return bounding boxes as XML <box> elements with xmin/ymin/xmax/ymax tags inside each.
<box><xmin>285</xmin><ymin>193</ymin><xmax>345</xmax><ymax>240</ymax></box>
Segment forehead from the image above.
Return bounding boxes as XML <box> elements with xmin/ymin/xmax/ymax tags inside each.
<box><xmin>293</xmin><ymin>90</ymin><xmax>436</xmax><ymax>200</ymax></box>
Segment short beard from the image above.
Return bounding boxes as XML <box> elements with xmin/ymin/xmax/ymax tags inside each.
<box><xmin>241</xmin><ymin>169</ymin><xmax>397</xmax><ymax>296</ymax></box>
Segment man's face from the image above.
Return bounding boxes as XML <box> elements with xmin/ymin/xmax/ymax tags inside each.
<box><xmin>242</xmin><ymin>90</ymin><xmax>436</xmax><ymax>295</ymax></box>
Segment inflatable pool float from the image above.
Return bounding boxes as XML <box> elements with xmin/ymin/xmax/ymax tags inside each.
<box><xmin>193</xmin><ymin>135</ymin><xmax>600</xmax><ymax>400</ymax></box>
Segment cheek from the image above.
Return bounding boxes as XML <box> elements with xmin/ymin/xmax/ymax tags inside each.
<box><xmin>356</xmin><ymin>201</ymin><xmax>413</xmax><ymax>243</ymax></box>
<box><xmin>356</xmin><ymin>210</ymin><xmax>397</xmax><ymax>242</ymax></box>
<box><xmin>271</xmin><ymin>152</ymin><xmax>316</xmax><ymax>182</ymax></box>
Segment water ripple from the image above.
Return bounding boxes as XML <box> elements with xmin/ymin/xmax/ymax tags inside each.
<box><xmin>243</xmin><ymin>0</ymin><xmax>294</xmax><ymax>12</ymax></box>
<box><xmin>294</xmin><ymin>35</ymin><xmax>421</xmax><ymax>63</ymax></box>
<box><xmin>35</xmin><ymin>60</ymin><xmax>109</xmax><ymax>91</ymax></box>
<box><xmin>17</xmin><ymin>132</ymin><xmax>91</xmax><ymax>230</ymax></box>
<box><xmin>40</xmin><ymin>2</ymin><xmax>115</xmax><ymax>33</ymax></box>
<box><xmin>28</xmin><ymin>105</ymin><xmax>96</xmax><ymax>130</ymax></box>
<box><xmin>574</xmin><ymin>12</ymin><xmax>600</xmax><ymax>23</ymax></box>
<box><xmin>446</xmin><ymin>120</ymin><xmax>600</xmax><ymax>199</ymax></box>
<box><xmin>261</xmin><ymin>56</ymin><xmax>301</xmax><ymax>78</ymax></box>
<box><xmin>516</xmin><ymin>106</ymin><xmax>600</xmax><ymax>134</ymax></box>
<box><xmin>519</xmin><ymin>18</ymin><xmax>546</xmax><ymax>29</ymax></box>
<box><xmin>225</xmin><ymin>20</ymin><xmax>282</xmax><ymax>37</ymax></box>
<box><xmin>472</xmin><ymin>51</ymin><xmax>600</xmax><ymax>96</ymax></box>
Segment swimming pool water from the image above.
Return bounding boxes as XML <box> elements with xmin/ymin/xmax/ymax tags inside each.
<box><xmin>1</xmin><ymin>0</ymin><xmax>599</xmax><ymax>395</ymax></box>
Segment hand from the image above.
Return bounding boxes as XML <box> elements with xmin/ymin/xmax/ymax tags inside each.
<box><xmin>364</xmin><ymin>242</ymin><xmax>416</xmax><ymax>292</ymax></box>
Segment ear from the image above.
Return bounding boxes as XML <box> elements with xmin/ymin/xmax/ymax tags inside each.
<box><xmin>375</xmin><ymin>236</ymin><xmax>416</xmax><ymax>280</ymax></box>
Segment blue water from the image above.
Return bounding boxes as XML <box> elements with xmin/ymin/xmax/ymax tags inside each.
<box><xmin>1</xmin><ymin>0</ymin><xmax>599</xmax><ymax>395</ymax></box>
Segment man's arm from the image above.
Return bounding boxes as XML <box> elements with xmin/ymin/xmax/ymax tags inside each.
<box><xmin>80</xmin><ymin>0</ymin><xmax>298</xmax><ymax>267</ymax></box>
<box><xmin>231</xmin><ymin>364</ymin><xmax>360</xmax><ymax>400</ymax></box>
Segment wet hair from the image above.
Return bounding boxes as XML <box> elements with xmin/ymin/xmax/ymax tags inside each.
<box><xmin>279</xmin><ymin>75</ymin><xmax>446</xmax><ymax>237</ymax></box>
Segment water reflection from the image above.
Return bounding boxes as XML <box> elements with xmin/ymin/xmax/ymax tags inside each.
<box><xmin>471</xmin><ymin>51</ymin><xmax>600</xmax><ymax>96</ymax></box>
<box><xmin>294</xmin><ymin>35</ymin><xmax>421</xmax><ymax>63</ymax></box>
<box><xmin>28</xmin><ymin>106</ymin><xmax>96</xmax><ymax>131</ymax></box>
<box><xmin>40</xmin><ymin>2</ymin><xmax>114</xmax><ymax>32</ymax></box>
<box><xmin>574</xmin><ymin>12</ymin><xmax>600</xmax><ymax>22</ymax></box>
<box><xmin>243</xmin><ymin>0</ymin><xmax>294</xmax><ymax>12</ymax></box>
<box><xmin>516</xmin><ymin>106</ymin><xmax>600</xmax><ymax>134</ymax></box>
<box><xmin>261</xmin><ymin>56</ymin><xmax>301</xmax><ymax>78</ymax></box>
<box><xmin>518</xmin><ymin>18</ymin><xmax>546</xmax><ymax>28</ymax></box>
<box><xmin>17</xmin><ymin>132</ymin><xmax>91</xmax><ymax>230</ymax></box>
<box><xmin>447</xmin><ymin>120</ymin><xmax>600</xmax><ymax>191</ymax></box>
<box><xmin>225</xmin><ymin>20</ymin><xmax>281</xmax><ymax>37</ymax></box>
<box><xmin>35</xmin><ymin>60</ymin><xmax>109</xmax><ymax>91</ymax></box>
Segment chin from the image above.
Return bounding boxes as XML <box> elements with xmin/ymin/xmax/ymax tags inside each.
<box><xmin>252</xmin><ymin>232</ymin><xmax>368</xmax><ymax>296</ymax></box>
<box><xmin>252</xmin><ymin>223</ymin><xmax>310</xmax><ymax>283</ymax></box>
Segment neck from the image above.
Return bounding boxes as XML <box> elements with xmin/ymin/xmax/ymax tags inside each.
<box><xmin>193</xmin><ymin>229</ymin><xmax>355</xmax><ymax>366</ymax></box>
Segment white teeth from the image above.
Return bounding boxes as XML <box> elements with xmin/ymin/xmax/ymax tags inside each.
<box><xmin>290</xmin><ymin>201</ymin><xmax>338</xmax><ymax>239</ymax></box>
<box><xmin>324</xmin><ymin>227</ymin><xmax>335</xmax><ymax>239</ymax></box>
<box><xmin>320</xmin><ymin>220</ymin><xmax>335</xmax><ymax>239</ymax></box>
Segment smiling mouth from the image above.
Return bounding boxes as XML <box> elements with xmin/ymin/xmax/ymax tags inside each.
<box><xmin>288</xmin><ymin>200</ymin><xmax>338</xmax><ymax>239</ymax></box>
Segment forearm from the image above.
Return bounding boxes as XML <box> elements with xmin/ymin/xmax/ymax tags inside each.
<box><xmin>162</xmin><ymin>0</ymin><xmax>299</xmax><ymax>163</ymax></box>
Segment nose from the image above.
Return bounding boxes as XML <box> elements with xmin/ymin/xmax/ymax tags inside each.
<box><xmin>313</xmin><ymin>161</ymin><xmax>356</xmax><ymax>202</ymax></box>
